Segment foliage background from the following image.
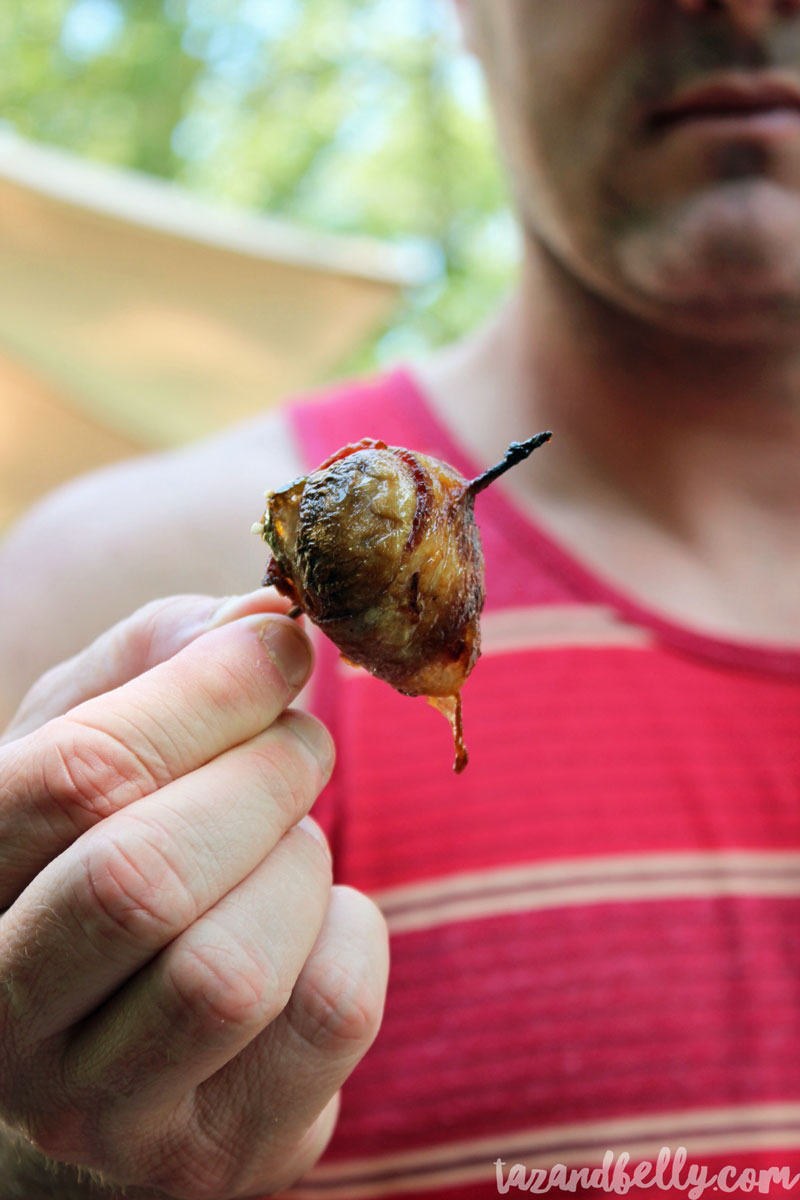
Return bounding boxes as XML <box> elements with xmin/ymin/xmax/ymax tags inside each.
<box><xmin>0</xmin><ymin>0</ymin><xmax>520</xmax><ymax>374</ymax></box>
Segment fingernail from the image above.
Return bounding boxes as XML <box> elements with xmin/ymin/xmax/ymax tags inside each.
<box><xmin>259</xmin><ymin>619</ymin><xmax>313</xmax><ymax>689</ymax></box>
<box><xmin>297</xmin><ymin>816</ymin><xmax>332</xmax><ymax>859</ymax></box>
<box><xmin>285</xmin><ymin>711</ymin><xmax>335</xmax><ymax>771</ymax></box>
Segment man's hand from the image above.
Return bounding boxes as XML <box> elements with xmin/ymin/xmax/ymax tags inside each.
<box><xmin>0</xmin><ymin>591</ymin><xmax>389</xmax><ymax>1199</ymax></box>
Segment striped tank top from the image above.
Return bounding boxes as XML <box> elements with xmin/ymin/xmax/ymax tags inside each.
<box><xmin>280</xmin><ymin>368</ymin><xmax>800</xmax><ymax>1199</ymax></box>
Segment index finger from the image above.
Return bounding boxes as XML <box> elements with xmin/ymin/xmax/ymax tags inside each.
<box><xmin>0</xmin><ymin>611</ymin><xmax>313</xmax><ymax>903</ymax></box>
<box><xmin>2</xmin><ymin>588</ymin><xmax>295</xmax><ymax>744</ymax></box>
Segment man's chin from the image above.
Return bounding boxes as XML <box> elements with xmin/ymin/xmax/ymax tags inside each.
<box><xmin>630</xmin><ymin>294</ymin><xmax>800</xmax><ymax>345</ymax></box>
<box><xmin>612</xmin><ymin>182</ymin><xmax>800</xmax><ymax>341</ymax></box>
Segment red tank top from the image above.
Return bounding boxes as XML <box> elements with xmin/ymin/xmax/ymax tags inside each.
<box><xmin>279</xmin><ymin>368</ymin><xmax>800</xmax><ymax>1199</ymax></box>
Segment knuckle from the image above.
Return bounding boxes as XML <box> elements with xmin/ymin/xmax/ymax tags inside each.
<box><xmin>166</xmin><ymin>938</ymin><xmax>287</xmax><ymax>1033</ymax></box>
<box><xmin>38</xmin><ymin>716</ymin><xmax>166</xmax><ymax>824</ymax></box>
<box><xmin>81</xmin><ymin>824</ymin><xmax>194</xmax><ymax>947</ymax></box>
<box><xmin>291</xmin><ymin>954</ymin><xmax>385</xmax><ymax>1053</ymax></box>
<box><xmin>289</xmin><ymin>887</ymin><xmax>389</xmax><ymax>1052</ymax></box>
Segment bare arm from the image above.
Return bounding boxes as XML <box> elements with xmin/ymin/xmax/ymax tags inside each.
<box><xmin>0</xmin><ymin>408</ymin><xmax>305</xmax><ymax>727</ymax></box>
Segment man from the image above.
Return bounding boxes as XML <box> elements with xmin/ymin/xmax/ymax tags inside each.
<box><xmin>2</xmin><ymin>0</ymin><xmax>800</xmax><ymax>1195</ymax></box>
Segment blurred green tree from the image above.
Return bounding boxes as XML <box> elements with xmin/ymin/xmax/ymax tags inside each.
<box><xmin>0</xmin><ymin>0</ymin><xmax>519</xmax><ymax>371</ymax></box>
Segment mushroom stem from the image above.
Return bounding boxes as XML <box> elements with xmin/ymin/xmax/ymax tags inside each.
<box><xmin>468</xmin><ymin>431</ymin><xmax>552</xmax><ymax>497</ymax></box>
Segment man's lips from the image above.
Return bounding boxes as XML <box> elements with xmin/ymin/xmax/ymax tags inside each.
<box><xmin>648</xmin><ymin>74</ymin><xmax>800</xmax><ymax>133</ymax></box>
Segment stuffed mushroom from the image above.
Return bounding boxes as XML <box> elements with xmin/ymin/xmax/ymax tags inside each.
<box><xmin>252</xmin><ymin>433</ymin><xmax>551</xmax><ymax>772</ymax></box>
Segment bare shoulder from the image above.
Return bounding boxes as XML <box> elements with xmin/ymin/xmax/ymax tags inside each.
<box><xmin>0</xmin><ymin>405</ymin><xmax>305</xmax><ymax>724</ymax></box>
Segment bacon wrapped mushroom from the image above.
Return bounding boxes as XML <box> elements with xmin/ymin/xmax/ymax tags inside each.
<box><xmin>252</xmin><ymin>433</ymin><xmax>551</xmax><ymax>773</ymax></box>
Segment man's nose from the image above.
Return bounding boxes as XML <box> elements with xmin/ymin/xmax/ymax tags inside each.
<box><xmin>674</xmin><ymin>0</ymin><xmax>800</xmax><ymax>35</ymax></box>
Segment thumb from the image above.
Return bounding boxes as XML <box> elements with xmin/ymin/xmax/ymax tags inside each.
<box><xmin>1</xmin><ymin>589</ymin><xmax>293</xmax><ymax>744</ymax></box>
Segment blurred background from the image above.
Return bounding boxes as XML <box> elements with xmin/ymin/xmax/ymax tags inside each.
<box><xmin>0</xmin><ymin>0</ymin><xmax>519</xmax><ymax>530</ymax></box>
